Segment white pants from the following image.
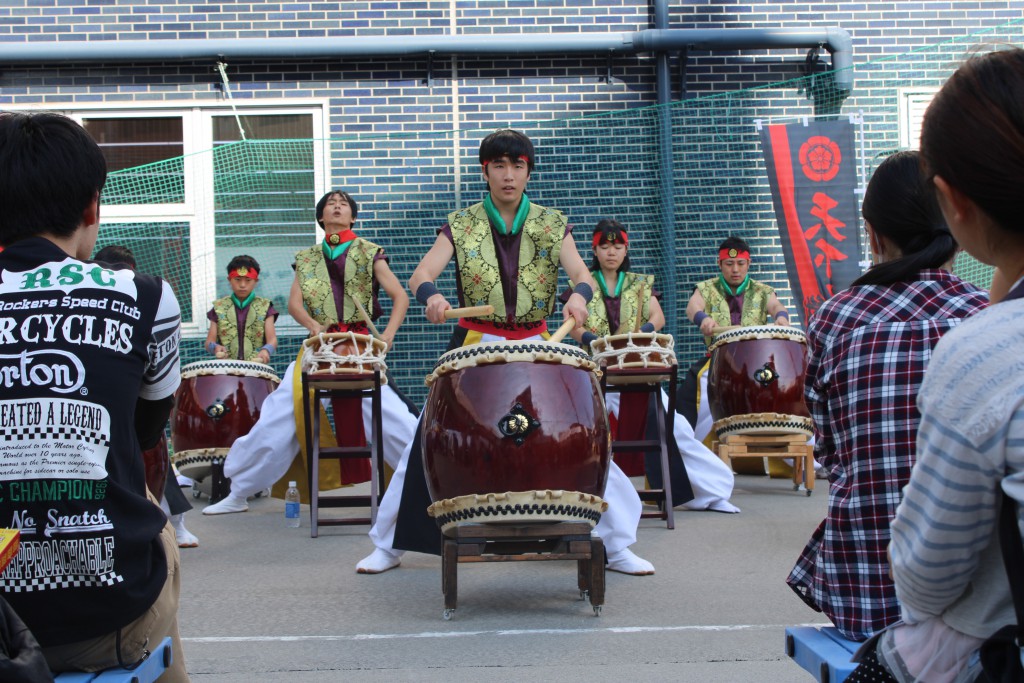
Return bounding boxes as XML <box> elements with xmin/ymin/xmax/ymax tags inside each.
<box><xmin>224</xmin><ymin>361</ymin><xmax>418</xmax><ymax>497</ymax></box>
<box><xmin>368</xmin><ymin>332</ymin><xmax>642</xmax><ymax>556</ymax></box>
<box><xmin>604</xmin><ymin>390</ymin><xmax>736</xmax><ymax>510</ymax></box>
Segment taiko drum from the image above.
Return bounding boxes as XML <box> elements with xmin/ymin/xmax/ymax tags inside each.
<box><xmin>170</xmin><ymin>359</ymin><xmax>280</xmax><ymax>482</ymax></box>
<box><xmin>706</xmin><ymin>325</ymin><xmax>812</xmax><ymax>439</ymax></box>
<box><xmin>422</xmin><ymin>341</ymin><xmax>611</xmax><ymax>531</ymax></box>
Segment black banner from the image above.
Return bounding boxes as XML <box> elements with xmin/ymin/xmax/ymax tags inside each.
<box><xmin>759</xmin><ymin>120</ymin><xmax>861</xmax><ymax>324</ymax></box>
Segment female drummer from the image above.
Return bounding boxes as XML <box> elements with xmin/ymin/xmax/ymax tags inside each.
<box><xmin>565</xmin><ymin>219</ymin><xmax>739</xmax><ymax>514</ymax></box>
<box><xmin>786</xmin><ymin>150</ymin><xmax>987</xmax><ymax>642</ymax></box>
<box><xmin>203</xmin><ymin>190</ymin><xmax>418</xmax><ymax>516</ymax></box>
<box><xmin>205</xmin><ymin>254</ymin><xmax>279</xmax><ymax>364</ymax></box>
<box><xmin>356</xmin><ymin>129</ymin><xmax>656</xmax><ymax>576</ymax></box>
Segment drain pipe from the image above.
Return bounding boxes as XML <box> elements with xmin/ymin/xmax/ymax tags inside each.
<box><xmin>653</xmin><ymin>0</ymin><xmax>679</xmax><ymax>338</ymax></box>
<box><xmin>0</xmin><ymin>29</ymin><xmax>854</xmax><ymax>93</ymax></box>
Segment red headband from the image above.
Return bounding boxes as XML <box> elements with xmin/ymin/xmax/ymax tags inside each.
<box><xmin>593</xmin><ymin>231</ymin><xmax>628</xmax><ymax>248</ymax></box>
<box><xmin>228</xmin><ymin>267</ymin><xmax>258</xmax><ymax>281</ymax></box>
<box><xmin>483</xmin><ymin>155</ymin><xmax>530</xmax><ymax>168</ymax></box>
<box><xmin>719</xmin><ymin>248</ymin><xmax>749</xmax><ymax>262</ymax></box>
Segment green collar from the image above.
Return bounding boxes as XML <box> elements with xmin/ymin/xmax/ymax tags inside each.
<box><xmin>322</xmin><ymin>239</ymin><xmax>354</xmax><ymax>261</ymax></box>
<box><xmin>594</xmin><ymin>270</ymin><xmax>625</xmax><ymax>298</ymax></box>
<box><xmin>483</xmin><ymin>193</ymin><xmax>531</xmax><ymax>236</ymax></box>
<box><xmin>231</xmin><ymin>291</ymin><xmax>257</xmax><ymax>310</ymax></box>
<box><xmin>718</xmin><ymin>273</ymin><xmax>750</xmax><ymax>297</ymax></box>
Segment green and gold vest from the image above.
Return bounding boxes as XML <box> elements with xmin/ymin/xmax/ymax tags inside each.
<box><xmin>213</xmin><ymin>295</ymin><xmax>272</xmax><ymax>362</ymax></box>
<box><xmin>448</xmin><ymin>201</ymin><xmax>566</xmax><ymax>324</ymax></box>
<box><xmin>294</xmin><ymin>237</ymin><xmax>380</xmax><ymax>326</ymax></box>
<box><xmin>579</xmin><ymin>272</ymin><xmax>655</xmax><ymax>338</ymax></box>
<box><xmin>696</xmin><ymin>276</ymin><xmax>774</xmax><ymax>345</ymax></box>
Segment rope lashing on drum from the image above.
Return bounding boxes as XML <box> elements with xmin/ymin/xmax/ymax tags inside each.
<box><xmin>590</xmin><ymin>331</ymin><xmax>677</xmax><ymax>370</ymax></box>
<box><xmin>302</xmin><ymin>332</ymin><xmax>388</xmax><ymax>376</ymax></box>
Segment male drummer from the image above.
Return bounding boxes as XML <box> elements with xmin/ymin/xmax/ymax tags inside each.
<box><xmin>355</xmin><ymin>129</ymin><xmax>657</xmax><ymax>576</ymax></box>
<box><xmin>203</xmin><ymin>190</ymin><xmax>418</xmax><ymax>515</ymax></box>
<box><xmin>680</xmin><ymin>235</ymin><xmax>792</xmax><ymax>466</ymax></box>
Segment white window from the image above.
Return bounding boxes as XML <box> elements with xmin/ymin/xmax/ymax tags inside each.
<box><xmin>898</xmin><ymin>88</ymin><xmax>939</xmax><ymax>149</ymax></box>
<box><xmin>43</xmin><ymin>103</ymin><xmax>329</xmax><ymax>336</ymax></box>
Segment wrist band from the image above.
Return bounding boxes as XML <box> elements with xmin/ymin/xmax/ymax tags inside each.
<box><xmin>693</xmin><ymin>311</ymin><xmax>709</xmax><ymax>327</ymax></box>
<box><xmin>206</xmin><ymin>341</ymin><xmax>218</xmax><ymax>354</ymax></box>
<box><xmin>416</xmin><ymin>281</ymin><xmax>440</xmax><ymax>306</ymax></box>
<box><xmin>572</xmin><ymin>282</ymin><xmax>594</xmax><ymax>304</ymax></box>
<box><xmin>259</xmin><ymin>344</ymin><xmax>276</xmax><ymax>357</ymax></box>
<box><xmin>581</xmin><ymin>331</ymin><xmax>598</xmax><ymax>347</ymax></box>
<box><xmin>775</xmin><ymin>310</ymin><xmax>790</xmax><ymax>320</ymax></box>
<box><xmin>639</xmin><ymin>322</ymin><xmax>655</xmax><ymax>333</ymax></box>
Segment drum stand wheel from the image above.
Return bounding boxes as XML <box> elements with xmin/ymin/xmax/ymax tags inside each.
<box><xmin>441</xmin><ymin>522</ymin><xmax>606</xmax><ymax>619</ymax></box>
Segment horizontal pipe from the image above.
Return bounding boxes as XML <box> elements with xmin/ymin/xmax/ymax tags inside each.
<box><xmin>0</xmin><ymin>27</ymin><xmax>852</xmax><ymax>92</ymax></box>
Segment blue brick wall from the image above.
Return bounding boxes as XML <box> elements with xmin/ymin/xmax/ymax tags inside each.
<box><xmin>0</xmin><ymin>1</ymin><xmax>1020</xmax><ymax>404</ymax></box>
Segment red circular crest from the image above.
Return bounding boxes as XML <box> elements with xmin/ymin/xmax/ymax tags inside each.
<box><xmin>798</xmin><ymin>135</ymin><xmax>841</xmax><ymax>182</ymax></box>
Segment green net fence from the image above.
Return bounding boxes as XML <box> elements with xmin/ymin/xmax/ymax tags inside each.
<box><xmin>95</xmin><ymin>19</ymin><xmax>1022</xmax><ymax>407</ymax></box>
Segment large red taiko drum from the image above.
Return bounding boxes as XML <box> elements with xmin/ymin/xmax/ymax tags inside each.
<box><xmin>422</xmin><ymin>340</ymin><xmax>610</xmax><ymax>532</ymax></box>
<box><xmin>706</xmin><ymin>325</ymin><xmax>812</xmax><ymax>439</ymax></box>
<box><xmin>170</xmin><ymin>359</ymin><xmax>280</xmax><ymax>483</ymax></box>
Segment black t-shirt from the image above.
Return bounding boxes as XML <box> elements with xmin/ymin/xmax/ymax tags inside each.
<box><xmin>0</xmin><ymin>237</ymin><xmax>182</xmax><ymax>646</ymax></box>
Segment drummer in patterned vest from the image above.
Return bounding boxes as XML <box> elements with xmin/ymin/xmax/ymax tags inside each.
<box><xmin>203</xmin><ymin>190</ymin><xmax>417</xmax><ymax>515</ymax></box>
<box><xmin>566</xmin><ymin>219</ymin><xmax>739</xmax><ymax>513</ymax></box>
<box><xmin>205</xmin><ymin>255</ymin><xmax>278</xmax><ymax>364</ymax></box>
<box><xmin>680</xmin><ymin>236</ymin><xmax>791</xmax><ymax>447</ymax></box>
<box><xmin>355</xmin><ymin>129</ymin><xmax>656</xmax><ymax>575</ymax></box>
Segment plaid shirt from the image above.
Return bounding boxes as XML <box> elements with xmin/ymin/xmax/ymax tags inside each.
<box><xmin>787</xmin><ymin>270</ymin><xmax>987</xmax><ymax>641</ymax></box>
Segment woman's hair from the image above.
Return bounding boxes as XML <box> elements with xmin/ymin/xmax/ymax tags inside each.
<box><xmin>590</xmin><ymin>218</ymin><xmax>631</xmax><ymax>272</ymax></box>
<box><xmin>920</xmin><ymin>47</ymin><xmax>1024</xmax><ymax>237</ymax></box>
<box><xmin>854</xmin><ymin>150</ymin><xmax>957</xmax><ymax>286</ymax></box>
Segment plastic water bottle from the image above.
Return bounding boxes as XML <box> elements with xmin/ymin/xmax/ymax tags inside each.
<box><xmin>285</xmin><ymin>481</ymin><xmax>301</xmax><ymax>528</ymax></box>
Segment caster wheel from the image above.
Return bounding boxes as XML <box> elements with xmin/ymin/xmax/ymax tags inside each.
<box><xmin>579</xmin><ymin>589</ymin><xmax>589</xmax><ymax>601</ymax></box>
<box><xmin>805</xmin><ymin>489</ymin><xmax>813</xmax><ymax>497</ymax></box>
<box><xmin>191</xmin><ymin>483</ymin><xmax>202</xmax><ymax>499</ymax></box>
<box><xmin>593</xmin><ymin>605</ymin><xmax>602</xmax><ymax>616</ymax></box>
<box><xmin>443</xmin><ymin>609</ymin><xmax>454</xmax><ymax>621</ymax></box>
<box><xmin>793</xmin><ymin>483</ymin><xmax>801</xmax><ymax>491</ymax></box>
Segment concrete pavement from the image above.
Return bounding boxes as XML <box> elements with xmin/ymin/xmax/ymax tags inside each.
<box><xmin>176</xmin><ymin>474</ymin><xmax>829</xmax><ymax>681</ymax></box>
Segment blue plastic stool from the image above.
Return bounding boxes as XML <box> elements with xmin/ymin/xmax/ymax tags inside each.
<box><xmin>53</xmin><ymin>636</ymin><xmax>173</xmax><ymax>683</ymax></box>
<box><xmin>785</xmin><ymin>626</ymin><xmax>859</xmax><ymax>682</ymax></box>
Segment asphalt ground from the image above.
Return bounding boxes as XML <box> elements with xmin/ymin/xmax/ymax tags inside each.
<box><xmin>174</xmin><ymin>472</ymin><xmax>829</xmax><ymax>682</ymax></box>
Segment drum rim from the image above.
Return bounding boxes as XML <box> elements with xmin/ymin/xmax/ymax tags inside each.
<box><xmin>708</xmin><ymin>325</ymin><xmax>807</xmax><ymax>352</ymax></box>
<box><xmin>180</xmin><ymin>359</ymin><xmax>281</xmax><ymax>382</ymax></box>
<box><xmin>427</xmin><ymin>340</ymin><xmax>598</xmax><ymax>384</ymax></box>
<box><xmin>426</xmin><ymin>489</ymin><xmax>608</xmax><ymax>532</ymax></box>
<box><xmin>712</xmin><ymin>412</ymin><xmax>813</xmax><ymax>438</ymax></box>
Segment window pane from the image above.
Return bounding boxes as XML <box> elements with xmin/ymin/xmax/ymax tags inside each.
<box><xmin>93</xmin><ymin>223</ymin><xmax>193</xmax><ymax>323</ymax></box>
<box><xmin>211</xmin><ymin>115</ymin><xmax>317</xmax><ymax>326</ymax></box>
<box><xmin>84</xmin><ymin>118</ymin><xmax>184</xmax><ymax>170</ymax></box>
<box><xmin>86</xmin><ymin>118</ymin><xmax>186</xmax><ymax>205</ymax></box>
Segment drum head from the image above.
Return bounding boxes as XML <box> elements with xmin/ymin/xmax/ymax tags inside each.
<box><xmin>427</xmin><ymin>340</ymin><xmax>597</xmax><ymax>386</ymax></box>
<box><xmin>180</xmin><ymin>359</ymin><xmax>280</xmax><ymax>383</ymax></box>
<box><xmin>708</xmin><ymin>324</ymin><xmax>806</xmax><ymax>353</ymax></box>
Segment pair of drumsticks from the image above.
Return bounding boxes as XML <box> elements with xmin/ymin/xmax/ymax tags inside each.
<box><xmin>350</xmin><ymin>294</ymin><xmax>588</xmax><ymax>345</ymax></box>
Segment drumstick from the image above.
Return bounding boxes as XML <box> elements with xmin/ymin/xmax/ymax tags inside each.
<box><xmin>349</xmin><ymin>295</ymin><xmax>383</xmax><ymax>339</ymax></box>
<box><xmin>442</xmin><ymin>305</ymin><xmax>495</xmax><ymax>320</ymax></box>
<box><xmin>548</xmin><ymin>317</ymin><xmax>577</xmax><ymax>345</ymax></box>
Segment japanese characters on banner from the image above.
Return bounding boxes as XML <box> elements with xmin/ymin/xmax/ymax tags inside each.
<box><xmin>758</xmin><ymin>119</ymin><xmax>861</xmax><ymax>325</ymax></box>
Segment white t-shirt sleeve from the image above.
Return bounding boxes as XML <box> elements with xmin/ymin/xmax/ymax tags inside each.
<box><xmin>140</xmin><ymin>279</ymin><xmax>182</xmax><ymax>400</ymax></box>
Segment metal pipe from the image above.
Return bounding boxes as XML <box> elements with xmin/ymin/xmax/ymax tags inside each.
<box><xmin>0</xmin><ymin>28</ymin><xmax>853</xmax><ymax>92</ymax></box>
<box><xmin>653</xmin><ymin>0</ymin><xmax>679</xmax><ymax>340</ymax></box>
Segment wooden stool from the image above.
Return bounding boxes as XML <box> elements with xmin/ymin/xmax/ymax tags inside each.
<box><xmin>600</xmin><ymin>365</ymin><xmax>678</xmax><ymax>528</ymax></box>
<box><xmin>441</xmin><ymin>522</ymin><xmax>606</xmax><ymax>620</ymax></box>
<box><xmin>714</xmin><ymin>433</ymin><xmax>815</xmax><ymax>495</ymax></box>
<box><xmin>301</xmin><ymin>370</ymin><xmax>385</xmax><ymax>537</ymax></box>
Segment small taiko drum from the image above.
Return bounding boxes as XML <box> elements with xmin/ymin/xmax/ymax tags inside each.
<box><xmin>170</xmin><ymin>359</ymin><xmax>280</xmax><ymax>482</ymax></box>
<box><xmin>422</xmin><ymin>340</ymin><xmax>610</xmax><ymax>532</ymax></box>
<box><xmin>301</xmin><ymin>332</ymin><xmax>388</xmax><ymax>388</ymax></box>
<box><xmin>706</xmin><ymin>325</ymin><xmax>812</xmax><ymax>439</ymax></box>
<box><xmin>142</xmin><ymin>434</ymin><xmax>169</xmax><ymax>499</ymax></box>
<box><xmin>590</xmin><ymin>331</ymin><xmax>677</xmax><ymax>383</ymax></box>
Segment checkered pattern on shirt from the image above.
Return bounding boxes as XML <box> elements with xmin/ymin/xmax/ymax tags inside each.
<box><xmin>786</xmin><ymin>270</ymin><xmax>987</xmax><ymax>641</ymax></box>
